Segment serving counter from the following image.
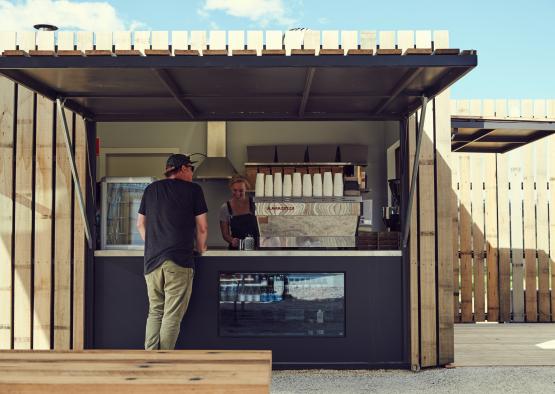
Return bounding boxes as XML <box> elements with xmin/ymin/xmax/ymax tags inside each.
<box><xmin>92</xmin><ymin>249</ymin><xmax>408</xmax><ymax>369</ymax></box>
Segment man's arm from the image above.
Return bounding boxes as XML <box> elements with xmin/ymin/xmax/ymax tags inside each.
<box><xmin>137</xmin><ymin>213</ymin><xmax>146</xmax><ymax>241</ymax></box>
<box><xmin>195</xmin><ymin>213</ymin><xmax>208</xmax><ymax>254</ymax></box>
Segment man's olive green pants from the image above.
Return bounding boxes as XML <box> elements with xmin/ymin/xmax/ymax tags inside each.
<box><xmin>144</xmin><ymin>260</ymin><xmax>194</xmax><ymax>350</ymax></box>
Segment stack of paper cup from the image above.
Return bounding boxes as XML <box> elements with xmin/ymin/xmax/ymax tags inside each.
<box><xmin>273</xmin><ymin>173</ymin><xmax>283</xmax><ymax>197</ymax></box>
<box><xmin>302</xmin><ymin>174</ymin><xmax>312</xmax><ymax>197</ymax></box>
<box><xmin>313</xmin><ymin>173</ymin><xmax>323</xmax><ymax>197</ymax></box>
<box><xmin>323</xmin><ymin>172</ymin><xmax>333</xmax><ymax>197</ymax></box>
<box><xmin>292</xmin><ymin>173</ymin><xmax>302</xmax><ymax>197</ymax></box>
<box><xmin>282</xmin><ymin>174</ymin><xmax>292</xmax><ymax>197</ymax></box>
<box><xmin>255</xmin><ymin>173</ymin><xmax>265</xmax><ymax>197</ymax></box>
<box><xmin>333</xmin><ymin>172</ymin><xmax>344</xmax><ymax>197</ymax></box>
<box><xmin>264</xmin><ymin>174</ymin><xmax>274</xmax><ymax>197</ymax></box>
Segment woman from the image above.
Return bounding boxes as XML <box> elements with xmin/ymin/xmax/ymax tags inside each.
<box><xmin>219</xmin><ymin>175</ymin><xmax>259</xmax><ymax>249</ymax></box>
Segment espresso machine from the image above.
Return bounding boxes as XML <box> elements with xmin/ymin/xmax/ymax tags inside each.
<box><xmin>382</xmin><ymin>179</ymin><xmax>401</xmax><ymax>232</ymax></box>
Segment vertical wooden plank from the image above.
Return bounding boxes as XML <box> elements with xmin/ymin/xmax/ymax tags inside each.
<box><xmin>451</xmin><ymin>153</ymin><xmax>461</xmax><ymax>323</ymax></box>
<box><xmin>435</xmin><ymin>90</ymin><xmax>454</xmax><ymax>365</ymax></box>
<box><xmin>114</xmin><ymin>31</ymin><xmax>131</xmax><ymax>50</ymax></box>
<box><xmin>497</xmin><ymin>154</ymin><xmax>511</xmax><ymax>322</ymax></box>
<box><xmin>536</xmin><ymin>142</ymin><xmax>550</xmax><ymax>322</ymax></box>
<box><xmin>0</xmin><ymin>31</ymin><xmax>17</xmax><ymax>51</ymax></box>
<box><xmin>471</xmin><ymin>156</ymin><xmax>485</xmax><ymax>322</ymax></box>
<box><xmin>284</xmin><ymin>30</ymin><xmax>303</xmax><ymax>55</ymax></box>
<box><xmin>72</xmin><ymin>116</ymin><xmax>86</xmax><ymax>350</ymax></box>
<box><xmin>209</xmin><ymin>30</ymin><xmax>226</xmax><ymax>50</ymax></box>
<box><xmin>133</xmin><ymin>31</ymin><xmax>150</xmax><ymax>54</ymax></box>
<box><xmin>508</xmin><ymin>99</ymin><xmax>521</xmax><ymax>118</ymax></box>
<box><xmin>54</xmin><ymin>108</ymin><xmax>73</xmax><ymax>350</ymax></box>
<box><xmin>484</xmin><ymin>154</ymin><xmax>499</xmax><ymax>321</ymax></box>
<box><xmin>495</xmin><ymin>99</ymin><xmax>507</xmax><ymax>118</ymax></box>
<box><xmin>18</xmin><ymin>32</ymin><xmax>36</xmax><ymax>52</ymax></box>
<box><xmin>228</xmin><ymin>31</ymin><xmax>245</xmax><ymax>54</ymax></box>
<box><xmin>533</xmin><ymin>99</ymin><xmax>546</xmax><ymax>119</ymax></box>
<box><xmin>359</xmin><ymin>31</ymin><xmax>376</xmax><ymax>51</ymax></box>
<box><xmin>450</xmin><ymin>100</ymin><xmax>458</xmax><ymax>117</ymax></box>
<box><xmin>13</xmin><ymin>86</ymin><xmax>34</xmax><ymax>350</ymax></box>
<box><xmin>190</xmin><ymin>31</ymin><xmax>207</xmax><ymax>54</ymax></box>
<box><xmin>433</xmin><ymin>31</ymin><xmax>449</xmax><ymax>49</ymax></box>
<box><xmin>265</xmin><ymin>31</ymin><xmax>282</xmax><ymax>50</ymax></box>
<box><xmin>322</xmin><ymin>31</ymin><xmax>339</xmax><ymax>49</ymax></box>
<box><xmin>522</xmin><ymin>145</ymin><xmax>537</xmax><ymax>322</ymax></box>
<box><xmin>303</xmin><ymin>30</ymin><xmax>320</xmax><ymax>55</ymax></box>
<box><xmin>547</xmin><ymin>100</ymin><xmax>555</xmax><ymax>119</ymax></box>
<box><xmin>521</xmin><ymin>99</ymin><xmax>533</xmax><ymax>119</ymax></box>
<box><xmin>483</xmin><ymin>100</ymin><xmax>495</xmax><ymax>118</ymax></box>
<box><xmin>469</xmin><ymin>99</ymin><xmax>482</xmax><ymax>117</ymax></box>
<box><xmin>508</xmin><ymin>148</ymin><xmax>525</xmax><ymax>321</ymax></box>
<box><xmin>340</xmin><ymin>30</ymin><xmax>358</xmax><ymax>54</ymax></box>
<box><xmin>94</xmin><ymin>32</ymin><xmax>112</xmax><ymax>51</ymax></box>
<box><xmin>379</xmin><ymin>31</ymin><xmax>395</xmax><ymax>49</ymax></box>
<box><xmin>247</xmin><ymin>31</ymin><xmax>263</xmax><ymax>55</ymax></box>
<box><xmin>153</xmin><ymin>31</ymin><xmax>170</xmax><ymax>50</ymax></box>
<box><xmin>459</xmin><ymin>156</ymin><xmax>473</xmax><ymax>322</ymax></box>
<box><xmin>456</xmin><ymin>100</ymin><xmax>470</xmax><ymax>116</ymax></box>
<box><xmin>415</xmin><ymin>31</ymin><xmax>432</xmax><ymax>49</ymax></box>
<box><xmin>170</xmin><ymin>31</ymin><xmax>186</xmax><ymax>53</ymax></box>
<box><xmin>36</xmin><ymin>31</ymin><xmax>54</xmax><ymax>50</ymax></box>
<box><xmin>419</xmin><ymin>101</ymin><xmax>437</xmax><ymax>367</ymax></box>
<box><xmin>76</xmin><ymin>32</ymin><xmax>93</xmax><ymax>52</ymax></box>
<box><xmin>549</xmin><ymin>136</ymin><xmax>555</xmax><ymax>321</ymax></box>
<box><xmin>408</xmin><ymin>114</ymin><xmax>419</xmax><ymax>370</ymax></box>
<box><xmin>33</xmin><ymin>95</ymin><xmax>53</xmax><ymax>350</ymax></box>
<box><xmin>397</xmin><ymin>30</ymin><xmax>414</xmax><ymax>53</ymax></box>
<box><xmin>0</xmin><ymin>76</ymin><xmax>15</xmax><ymax>349</ymax></box>
<box><xmin>57</xmin><ymin>32</ymin><xmax>74</xmax><ymax>51</ymax></box>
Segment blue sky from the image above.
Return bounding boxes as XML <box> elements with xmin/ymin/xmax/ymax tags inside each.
<box><xmin>2</xmin><ymin>0</ymin><xmax>554</xmax><ymax>98</ymax></box>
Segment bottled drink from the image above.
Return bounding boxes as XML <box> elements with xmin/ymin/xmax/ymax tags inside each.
<box><xmin>220</xmin><ymin>283</ymin><xmax>226</xmax><ymax>302</ymax></box>
<box><xmin>238</xmin><ymin>283</ymin><xmax>246</xmax><ymax>302</ymax></box>
<box><xmin>283</xmin><ymin>275</ymin><xmax>290</xmax><ymax>299</ymax></box>
<box><xmin>253</xmin><ymin>275</ymin><xmax>261</xmax><ymax>302</ymax></box>
<box><xmin>268</xmin><ymin>275</ymin><xmax>275</xmax><ymax>302</ymax></box>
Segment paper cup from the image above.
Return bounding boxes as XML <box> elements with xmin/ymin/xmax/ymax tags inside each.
<box><xmin>273</xmin><ymin>172</ymin><xmax>283</xmax><ymax>197</ymax></box>
<box><xmin>333</xmin><ymin>172</ymin><xmax>344</xmax><ymax>197</ymax></box>
<box><xmin>302</xmin><ymin>173</ymin><xmax>312</xmax><ymax>197</ymax></box>
<box><xmin>255</xmin><ymin>173</ymin><xmax>265</xmax><ymax>197</ymax></box>
<box><xmin>312</xmin><ymin>173</ymin><xmax>323</xmax><ymax>197</ymax></box>
<box><xmin>323</xmin><ymin>172</ymin><xmax>333</xmax><ymax>197</ymax></box>
<box><xmin>292</xmin><ymin>173</ymin><xmax>302</xmax><ymax>197</ymax></box>
<box><xmin>282</xmin><ymin>174</ymin><xmax>292</xmax><ymax>197</ymax></box>
<box><xmin>264</xmin><ymin>174</ymin><xmax>274</xmax><ymax>197</ymax></box>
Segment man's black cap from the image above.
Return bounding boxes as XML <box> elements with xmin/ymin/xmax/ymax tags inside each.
<box><xmin>165</xmin><ymin>153</ymin><xmax>196</xmax><ymax>175</ymax></box>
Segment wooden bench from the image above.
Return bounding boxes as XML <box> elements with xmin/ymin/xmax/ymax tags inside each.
<box><xmin>0</xmin><ymin>350</ymin><xmax>272</xmax><ymax>393</ymax></box>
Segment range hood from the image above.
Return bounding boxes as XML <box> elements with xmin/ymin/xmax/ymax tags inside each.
<box><xmin>193</xmin><ymin>121</ymin><xmax>237</xmax><ymax>180</ymax></box>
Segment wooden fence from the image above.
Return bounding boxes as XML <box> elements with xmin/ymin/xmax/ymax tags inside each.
<box><xmin>451</xmin><ymin>99</ymin><xmax>555</xmax><ymax>322</ymax></box>
<box><xmin>0</xmin><ymin>75</ymin><xmax>89</xmax><ymax>350</ymax></box>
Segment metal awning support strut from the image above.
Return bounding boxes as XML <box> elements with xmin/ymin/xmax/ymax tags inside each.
<box><xmin>402</xmin><ymin>95</ymin><xmax>429</xmax><ymax>249</ymax></box>
<box><xmin>56</xmin><ymin>98</ymin><xmax>93</xmax><ymax>249</ymax></box>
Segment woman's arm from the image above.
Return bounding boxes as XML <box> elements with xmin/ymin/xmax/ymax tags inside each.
<box><xmin>220</xmin><ymin>221</ymin><xmax>238</xmax><ymax>247</ymax></box>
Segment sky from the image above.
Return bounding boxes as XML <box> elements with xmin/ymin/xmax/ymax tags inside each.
<box><xmin>1</xmin><ymin>0</ymin><xmax>554</xmax><ymax>99</ymax></box>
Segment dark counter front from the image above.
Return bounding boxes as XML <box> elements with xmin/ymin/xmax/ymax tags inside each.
<box><xmin>92</xmin><ymin>252</ymin><xmax>408</xmax><ymax>369</ymax></box>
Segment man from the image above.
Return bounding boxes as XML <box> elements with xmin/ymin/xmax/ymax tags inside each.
<box><xmin>137</xmin><ymin>153</ymin><xmax>208</xmax><ymax>350</ymax></box>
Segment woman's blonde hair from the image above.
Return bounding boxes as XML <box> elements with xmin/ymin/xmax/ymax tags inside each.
<box><xmin>228</xmin><ymin>174</ymin><xmax>251</xmax><ymax>189</ymax></box>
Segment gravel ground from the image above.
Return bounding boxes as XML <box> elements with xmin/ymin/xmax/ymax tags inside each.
<box><xmin>271</xmin><ymin>367</ymin><xmax>555</xmax><ymax>393</ymax></box>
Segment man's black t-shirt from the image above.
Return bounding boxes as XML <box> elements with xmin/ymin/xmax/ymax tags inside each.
<box><xmin>138</xmin><ymin>179</ymin><xmax>208</xmax><ymax>275</ymax></box>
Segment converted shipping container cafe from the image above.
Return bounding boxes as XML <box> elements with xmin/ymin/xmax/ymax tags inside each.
<box><xmin>0</xmin><ymin>30</ymin><xmax>476</xmax><ymax>370</ymax></box>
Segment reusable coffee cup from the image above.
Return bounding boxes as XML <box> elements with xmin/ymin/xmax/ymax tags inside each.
<box><xmin>282</xmin><ymin>174</ymin><xmax>292</xmax><ymax>197</ymax></box>
<box><xmin>333</xmin><ymin>172</ymin><xmax>344</xmax><ymax>197</ymax></box>
<box><xmin>264</xmin><ymin>174</ymin><xmax>274</xmax><ymax>197</ymax></box>
<box><xmin>255</xmin><ymin>173</ymin><xmax>265</xmax><ymax>197</ymax></box>
<box><xmin>273</xmin><ymin>172</ymin><xmax>283</xmax><ymax>197</ymax></box>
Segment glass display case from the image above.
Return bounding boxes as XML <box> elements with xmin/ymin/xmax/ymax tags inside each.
<box><xmin>100</xmin><ymin>177</ymin><xmax>155</xmax><ymax>249</ymax></box>
<box><xmin>219</xmin><ymin>273</ymin><xmax>345</xmax><ymax>337</ymax></box>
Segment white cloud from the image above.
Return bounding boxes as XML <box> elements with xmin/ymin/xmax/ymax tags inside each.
<box><xmin>0</xmin><ymin>0</ymin><xmax>144</xmax><ymax>31</ymax></box>
<box><xmin>200</xmin><ymin>0</ymin><xmax>296</xmax><ymax>27</ymax></box>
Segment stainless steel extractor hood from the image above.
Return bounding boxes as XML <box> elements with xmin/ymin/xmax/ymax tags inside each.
<box><xmin>193</xmin><ymin>121</ymin><xmax>237</xmax><ymax>180</ymax></box>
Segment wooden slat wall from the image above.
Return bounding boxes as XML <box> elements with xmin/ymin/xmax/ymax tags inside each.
<box><xmin>452</xmin><ymin>134</ymin><xmax>555</xmax><ymax>322</ymax></box>
<box><xmin>471</xmin><ymin>156</ymin><xmax>485</xmax><ymax>322</ymax></box>
<box><xmin>0</xmin><ymin>75</ymin><xmax>88</xmax><ymax>349</ymax></box>
<box><xmin>451</xmin><ymin>99</ymin><xmax>555</xmax><ymax>120</ymax></box>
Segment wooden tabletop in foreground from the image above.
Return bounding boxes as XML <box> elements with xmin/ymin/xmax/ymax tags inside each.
<box><xmin>0</xmin><ymin>350</ymin><xmax>272</xmax><ymax>393</ymax></box>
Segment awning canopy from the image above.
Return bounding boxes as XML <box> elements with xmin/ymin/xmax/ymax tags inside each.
<box><xmin>0</xmin><ymin>52</ymin><xmax>476</xmax><ymax>122</ymax></box>
<box><xmin>451</xmin><ymin>117</ymin><xmax>555</xmax><ymax>153</ymax></box>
